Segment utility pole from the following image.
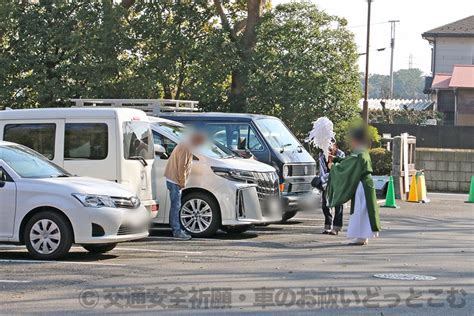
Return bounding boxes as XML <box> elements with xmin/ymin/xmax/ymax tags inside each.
<box><xmin>362</xmin><ymin>0</ymin><xmax>373</xmax><ymax>125</ymax></box>
<box><xmin>389</xmin><ymin>20</ymin><xmax>400</xmax><ymax>99</ymax></box>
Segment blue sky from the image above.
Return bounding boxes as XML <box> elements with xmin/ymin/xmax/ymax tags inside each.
<box><xmin>273</xmin><ymin>0</ymin><xmax>473</xmax><ymax>76</ymax></box>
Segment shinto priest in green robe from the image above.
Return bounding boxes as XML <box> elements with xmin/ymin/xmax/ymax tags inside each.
<box><xmin>327</xmin><ymin>149</ymin><xmax>381</xmax><ymax>238</ymax></box>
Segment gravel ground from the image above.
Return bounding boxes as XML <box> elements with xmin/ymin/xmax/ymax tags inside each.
<box><xmin>0</xmin><ymin>192</ymin><xmax>473</xmax><ymax>315</ymax></box>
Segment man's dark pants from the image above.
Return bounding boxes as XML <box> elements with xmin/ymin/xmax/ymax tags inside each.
<box><xmin>321</xmin><ymin>190</ymin><xmax>343</xmax><ymax>231</ymax></box>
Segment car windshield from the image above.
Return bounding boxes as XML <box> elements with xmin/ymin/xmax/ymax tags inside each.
<box><xmin>255</xmin><ymin>118</ymin><xmax>301</xmax><ymax>152</ymax></box>
<box><xmin>123</xmin><ymin>121</ymin><xmax>154</xmax><ymax>160</ymax></box>
<box><xmin>0</xmin><ymin>145</ymin><xmax>71</xmax><ymax>178</ymax></box>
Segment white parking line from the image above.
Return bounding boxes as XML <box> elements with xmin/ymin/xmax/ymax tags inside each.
<box><xmin>0</xmin><ymin>280</ymin><xmax>31</xmax><ymax>283</ymax></box>
<box><xmin>0</xmin><ymin>259</ymin><xmax>125</xmax><ymax>266</ymax></box>
<box><xmin>145</xmin><ymin>236</ymin><xmax>219</xmax><ymax>242</ymax></box>
<box><xmin>293</xmin><ymin>218</ymin><xmax>324</xmax><ymax>221</ymax></box>
<box><xmin>145</xmin><ymin>236</ymin><xmax>267</xmax><ymax>243</ymax></box>
<box><xmin>114</xmin><ymin>247</ymin><xmax>202</xmax><ymax>255</ymax></box>
<box><xmin>266</xmin><ymin>224</ymin><xmax>318</xmax><ymax>229</ymax></box>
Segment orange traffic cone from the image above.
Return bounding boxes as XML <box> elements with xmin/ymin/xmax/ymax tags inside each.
<box><xmin>407</xmin><ymin>175</ymin><xmax>419</xmax><ymax>202</ymax></box>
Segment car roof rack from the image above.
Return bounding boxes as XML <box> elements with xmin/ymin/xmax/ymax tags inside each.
<box><xmin>70</xmin><ymin>98</ymin><xmax>199</xmax><ymax>115</ymax></box>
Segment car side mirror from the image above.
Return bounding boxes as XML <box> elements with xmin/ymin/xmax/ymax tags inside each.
<box><xmin>0</xmin><ymin>168</ymin><xmax>7</xmax><ymax>188</ymax></box>
<box><xmin>154</xmin><ymin>144</ymin><xmax>168</xmax><ymax>159</ymax></box>
<box><xmin>238</xmin><ymin>137</ymin><xmax>247</xmax><ymax>150</ymax></box>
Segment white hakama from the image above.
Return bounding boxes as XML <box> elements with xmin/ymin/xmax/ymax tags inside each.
<box><xmin>347</xmin><ymin>182</ymin><xmax>379</xmax><ymax>239</ymax></box>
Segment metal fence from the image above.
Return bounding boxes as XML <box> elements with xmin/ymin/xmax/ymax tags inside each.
<box><xmin>372</xmin><ymin>123</ymin><xmax>474</xmax><ymax>149</ymax></box>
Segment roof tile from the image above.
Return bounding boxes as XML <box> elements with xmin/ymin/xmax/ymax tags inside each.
<box><xmin>422</xmin><ymin>15</ymin><xmax>474</xmax><ymax>37</ymax></box>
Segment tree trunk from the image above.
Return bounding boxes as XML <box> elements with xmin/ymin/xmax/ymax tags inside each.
<box><xmin>213</xmin><ymin>0</ymin><xmax>267</xmax><ymax>113</ymax></box>
<box><xmin>120</xmin><ymin>0</ymin><xmax>135</xmax><ymax>9</ymax></box>
<box><xmin>163</xmin><ymin>85</ymin><xmax>172</xmax><ymax>99</ymax></box>
<box><xmin>229</xmin><ymin>69</ymin><xmax>247</xmax><ymax>112</ymax></box>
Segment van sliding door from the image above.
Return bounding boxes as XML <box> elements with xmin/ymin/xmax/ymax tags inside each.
<box><xmin>63</xmin><ymin>119</ymin><xmax>117</xmax><ymax>182</ymax></box>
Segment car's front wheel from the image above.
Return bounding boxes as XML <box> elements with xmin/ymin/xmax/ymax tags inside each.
<box><xmin>24</xmin><ymin>211</ymin><xmax>73</xmax><ymax>260</ymax></box>
<box><xmin>82</xmin><ymin>243</ymin><xmax>117</xmax><ymax>254</ymax></box>
<box><xmin>180</xmin><ymin>192</ymin><xmax>221</xmax><ymax>238</ymax></box>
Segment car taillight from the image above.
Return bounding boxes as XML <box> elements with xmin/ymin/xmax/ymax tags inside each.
<box><xmin>151</xmin><ymin>204</ymin><xmax>159</xmax><ymax>212</ymax></box>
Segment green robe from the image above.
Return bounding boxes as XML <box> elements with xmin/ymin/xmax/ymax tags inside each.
<box><xmin>327</xmin><ymin>150</ymin><xmax>381</xmax><ymax>232</ymax></box>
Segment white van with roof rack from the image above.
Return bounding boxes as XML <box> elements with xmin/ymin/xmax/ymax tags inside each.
<box><xmin>0</xmin><ymin>107</ymin><xmax>158</xmax><ymax>216</ymax></box>
<box><xmin>70</xmin><ymin>99</ymin><xmax>282</xmax><ymax>237</ymax></box>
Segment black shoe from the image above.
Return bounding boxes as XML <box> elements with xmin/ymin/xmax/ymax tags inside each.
<box><xmin>321</xmin><ymin>230</ymin><xmax>331</xmax><ymax>235</ymax></box>
<box><xmin>174</xmin><ymin>231</ymin><xmax>192</xmax><ymax>240</ymax></box>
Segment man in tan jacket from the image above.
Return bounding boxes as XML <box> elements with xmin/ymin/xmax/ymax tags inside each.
<box><xmin>164</xmin><ymin>132</ymin><xmax>206</xmax><ymax>240</ymax></box>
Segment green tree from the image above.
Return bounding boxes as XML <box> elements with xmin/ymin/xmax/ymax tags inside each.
<box><xmin>0</xmin><ymin>0</ymin><xmax>129</xmax><ymax>108</ymax></box>
<box><xmin>393</xmin><ymin>68</ymin><xmax>424</xmax><ymax>99</ymax></box>
<box><xmin>361</xmin><ymin>68</ymin><xmax>425</xmax><ymax>100</ymax></box>
<box><xmin>120</xmin><ymin>1</ymin><xmax>220</xmax><ymax>100</ymax></box>
<box><xmin>247</xmin><ymin>2</ymin><xmax>361</xmax><ymax>140</ymax></box>
<box><xmin>212</xmin><ymin>0</ymin><xmax>270</xmax><ymax>112</ymax></box>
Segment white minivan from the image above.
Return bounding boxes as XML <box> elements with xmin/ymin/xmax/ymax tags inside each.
<box><xmin>0</xmin><ymin>108</ymin><xmax>158</xmax><ymax>216</ymax></box>
<box><xmin>150</xmin><ymin>117</ymin><xmax>282</xmax><ymax>237</ymax></box>
<box><xmin>0</xmin><ymin>141</ymin><xmax>150</xmax><ymax>260</ymax></box>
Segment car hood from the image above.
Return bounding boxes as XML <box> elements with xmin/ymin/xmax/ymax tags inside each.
<box><xmin>200</xmin><ymin>155</ymin><xmax>276</xmax><ymax>173</ymax></box>
<box><xmin>26</xmin><ymin>176</ymin><xmax>136</xmax><ymax>197</ymax></box>
<box><xmin>273</xmin><ymin>147</ymin><xmax>316</xmax><ymax>164</ymax></box>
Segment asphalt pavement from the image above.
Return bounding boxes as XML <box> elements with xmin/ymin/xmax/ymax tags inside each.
<box><xmin>0</xmin><ymin>192</ymin><xmax>473</xmax><ymax>315</ymax></box>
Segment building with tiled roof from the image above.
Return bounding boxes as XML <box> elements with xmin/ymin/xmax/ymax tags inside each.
<box><xmin>422</xmin><ymin>16</ymin><xmax>474</xmax><ymax>126</ymax></box>
<box><xmin>422</xmin><ymin>15</ymin><xmax>474</xmax><ymax>38</ymax></box>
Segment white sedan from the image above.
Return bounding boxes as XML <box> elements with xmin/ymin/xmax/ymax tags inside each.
<box><xmin>0</xmin><ymin>141</ymin><xmax>150</xmax><ymax>260</ymax></box>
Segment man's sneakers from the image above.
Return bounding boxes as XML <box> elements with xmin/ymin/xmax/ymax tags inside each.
<box><xmin>173</xmin><ymin>230</ymin><xmax>192</xmax><ymax>240</ymax></box>
<box><xmin>322</xmin><ymin>230</ymin><xmax>339</xmax><ymax>236</ymax></box>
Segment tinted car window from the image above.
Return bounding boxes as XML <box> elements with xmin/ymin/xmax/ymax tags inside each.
<box><xmin>207</xmin><ymin>123</ymin><xmax>264</xmax><ymax>151</ymax></box>
<box><xmin>4</xmin><ymin>124</ymin><xmax>56</xmax><ymax>160</ymax></box>
<box><xmin>64</xmin><ymin>123</ymin><xmax>108</xmax><ymax>160</ymax></box>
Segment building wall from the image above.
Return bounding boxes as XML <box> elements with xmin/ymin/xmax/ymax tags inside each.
<box><xmin>434</xmin><ymin>37</ymin><xmax>474</xmax><ymax>74</ymax></box>
<box><xmin>416</xmin><ymin>148</ymin><xmax>473</xmax><ymax>192</ymax></box>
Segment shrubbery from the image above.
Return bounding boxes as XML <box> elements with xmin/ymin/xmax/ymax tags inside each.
<box><xmin>369</xmin><ymin>147</ymin><xmax>392</xmax><ymax>175</ymax></box>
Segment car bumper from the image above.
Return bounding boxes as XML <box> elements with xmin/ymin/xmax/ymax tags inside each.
<box><xmin>71</xmin><ymin>205</ymin><xmax>151</xmax><ymax>244</ymax></box>
<box><xmin>220</xmin><ymin>184</ymin><xmax>283</xmax><ymax>226</ymax></box>
<box><xmin>282</xmin><ymin>190</ymin><xmax>321</xmax><ymax>212</ymax></box>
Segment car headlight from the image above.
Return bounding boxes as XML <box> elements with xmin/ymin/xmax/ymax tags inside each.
<box><xmin>282</xmin><ymin>164</ymin><xmax>289</xmax><ymax>178</ymax></box>
<box><xmin>211</xmin><ymin>167</ymin><xmax>254</xmax><ymax>182</ymax></box>
<box><xmin>72</xmin><ymin>194</ymin><xmax>116</xmax><ymax>208</ymax></box>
